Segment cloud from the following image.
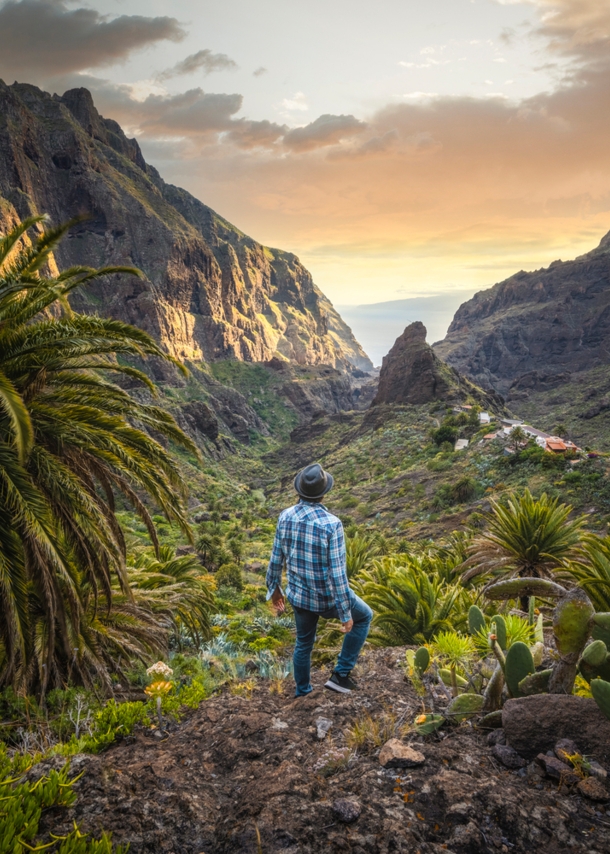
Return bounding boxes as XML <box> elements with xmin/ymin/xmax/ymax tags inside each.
<box><xmin>157</xmin><ymin>49</ymin><xmax>237</xmax><ymax>81</ymax></box>
<box><xmin>253</xmin><ymin>67</ymin><xmax>267</xmax><ymax>77</ymax></box>
<box><xmin>0</xmin><ymin>0</ymin><xmax>185</xmax><ymax>79</ymax></box>
<box><xmin>283</xmin><ymin>114</ymin><xmax>367</xmax><ymax>151</ymax></box>
<box><xmin>281</xmin><ymin>92</ymin><xmax>309</xmax><ymax>112</ymax></box>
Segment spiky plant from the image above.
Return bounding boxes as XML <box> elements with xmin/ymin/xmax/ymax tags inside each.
<box><xmin>0</xmin><ymin>215</ymin><xmax>198</xmax><ymax>693</ymax></box>
<box><xmin>566</xmin><ymin>535</ymin><xmax>610</xmax><ymax>611</ymax></box>
<box><xmin>345</xmin><ymin>533</ymin><xmax>383</xmax><ymax>579</ymax></box>
<box><xmin>462</xmin><ymin>489</ymin><xmax>584</xmax><ymax>610</ymax></box>
<box><xmin>431</xmin><ymin>631</ymin><xmax>476</xmax><ymax>697</ymax></box>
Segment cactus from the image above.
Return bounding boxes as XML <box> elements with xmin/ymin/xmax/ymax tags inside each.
<box><xmin>479</xmin><ymin>710</ymin><xmax>503</xmax><ymax>729</ymax></box>
<box><xmin>548</xmin><ymin>587</ymin><xmax>595</xmax><ymax>694</ymax></box>
<box><xmin>591</xmin><ymin>678</ymin><xmax>610</xmax><ymax>722</ymax></box>
<box><xmin>491</xmin><ymin>615</ymin><xmax>507</xmax><ymax>650</ymax></box>
<box><xmin>592</xmin><ymin>613</ymin><xmax>610</xmax><ymax>648</ymax></box>
<box><xmin>579</xmin><ymin>655</ymin><xmax>610</xmax><ymax>684</ymax></box>
<box><xmin>447</xmin><ymin>692</ymin><xmax>485</xmax><ymax>722</ymax></box>
<box><xmin>530</xmin><ymin>641</ymin><xmax>545</xmax><ymax>667</ymax></box>
<box><xmin>414</xmin><ymin>646</ymin><xmax>430</xmax><ymax>675</ymax></box>
<box><xmin>505</xmin><ymin>641</ymin><xmax>535</xmax><ymax>697</ymax></box>
<box><xmin>534</xmin><ymin>612</ymin><xmax>545</xmax><ymax>645</ymax></box>
<box><xmin>414</xmin><ymin>713</ymin><xmax>445</xmax><ymax>734</ymax></box>
<box><xmin>482</xmin><ymin>661</ymin><xmax>504</xmax><ymax>713</ymax></box>
<box><xmin>528</xmin><ymin>596</ymin><xmax>536</xmax><ymax>626</ymax></box>
<box><xmin>489</xmin><ymin>632</ymin><xmax>506</xmax><ymax>673</ymax></box>
<box><xmin>518</xmin><ymin>668</ymin><xmax>552</xmax><ymax>696</ymax></box>
<box><xmin>485</xmin><ymin>577</ymin><xmax>567</xmax><ymax>601</ymax></box>
<box><xmin>439</xmin><ymin>668</ymin><xmax>468</xmax><ymax>689</ymax></box>
<box><xmin>468</xmin><ymin>604</ymin><xmax>487</xmax><ymax>636</ymax></box>
<box><xmin>582</xmin><ymin>640</ymin><xmax>608</xmax><ymax>667</ymax></box>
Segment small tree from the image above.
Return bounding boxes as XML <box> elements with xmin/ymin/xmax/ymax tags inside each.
<box><xmin>508</xmin><ymin>426</ymin><xmax>527</xmax><ymax>453</ymax></box>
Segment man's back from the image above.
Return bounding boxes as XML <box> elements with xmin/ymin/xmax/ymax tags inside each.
<box><xmin>266</xmin><ymin>500</ymin><xmax>351</xmax><ymax>622</ymax></box>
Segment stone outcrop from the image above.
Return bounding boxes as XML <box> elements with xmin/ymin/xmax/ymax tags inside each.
<box><xmin>372</xmin><ymin>321</ymin><xmax>501</xmax><ymax>408</ymax></box>
<box><xmin>434</xmin><ymin>234</ymin><xmax>610</xmax><ymax>394</ymax></box>
<box><xmin>0</xmin><ymin>81</ymin><xmax>371</xmax><ymax>372</ymax></box>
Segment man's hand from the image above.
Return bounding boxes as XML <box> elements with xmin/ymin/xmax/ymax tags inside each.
<box><xmin>340</xmin><ymin>619</ymin><xmax>354</xmax><ymax>634</ymax></box>
<box><xmin>271</xmin><ymin>587</ymin><xmax>285</xmax><ymax>613</ymax></box>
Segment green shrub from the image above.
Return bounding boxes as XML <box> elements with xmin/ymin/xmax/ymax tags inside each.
<box><xmin>215</xmin><ymin>563</ymin><xmax>244</xmax><ymax>590</ymax></box>
<box><xmin>431</xmin><ymin>425</ymin><xmax>458</xmax><ymax>446</ymax></box>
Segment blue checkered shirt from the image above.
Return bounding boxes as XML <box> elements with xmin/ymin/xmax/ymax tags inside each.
<box><xmin>266</xmin><ymin>501</ymin><xmax>351</xmax><ymax>622</ymax></box>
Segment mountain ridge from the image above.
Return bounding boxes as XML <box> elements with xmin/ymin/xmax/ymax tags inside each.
<box><xmin>0</xmin><ymin>81</ymin><xmax>371</xmax><ymax>373</ymax></box>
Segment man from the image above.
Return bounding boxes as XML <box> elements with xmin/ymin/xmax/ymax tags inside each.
<box><xmin>266</xmin><ymin>462</ymin><xmax>373</xmax><ymax>696</ymax></box>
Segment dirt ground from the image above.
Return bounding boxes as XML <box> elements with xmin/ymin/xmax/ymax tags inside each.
<box><xmin>38</xmin><ymin>648</ymin><xmax>610</xmax><ymax>854</ymax></box>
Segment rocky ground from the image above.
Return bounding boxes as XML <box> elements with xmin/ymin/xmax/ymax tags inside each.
<box><xmin>38</xmin><ymin>649</ymin><xmax>610</xmax><ymax>854</ymax></box>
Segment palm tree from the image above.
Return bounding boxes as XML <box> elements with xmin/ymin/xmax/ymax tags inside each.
<box><xmin>462</xmin><ymin>489</ymin><xmax>584</xmax><ymax>610</ymax></box>
<box><xmin>0</xmin><ymin>215</ymin><xmax>198</xmax><ymax>692</ymax></box>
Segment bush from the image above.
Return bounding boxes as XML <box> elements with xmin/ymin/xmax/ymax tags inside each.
<box><xmin>215</xmin><ymin>563</ymin><xmax>244</xmax><ymax>591</ymax></box>
<box><xmin>431</xmin><ymin>425</ymin><xmax>458</xmax><ymax>446</ymax></box>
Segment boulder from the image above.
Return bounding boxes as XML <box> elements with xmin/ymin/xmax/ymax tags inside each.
<box><xmin>503</xmin><ymin>695</ymin><xmax>610</xmax><ymax>763</ymax></box>
<box><xmin>576</xmin><ymin>777</ymin><xmax>609</xmax><ymax>801</ymax></box>
<box><xmin>378</xmin><ymin>739</ymin><xmax>425</xmax><ymax>769</ymax></box>
<box><xmin>535</xmin><ymin>754</ymin><xmax>580</xmax><ymax>785</ymax></box>
<box><xmin>332</xmin><ymin>798</ymin><xmax>361</xmax><ymax>823</ymax></box>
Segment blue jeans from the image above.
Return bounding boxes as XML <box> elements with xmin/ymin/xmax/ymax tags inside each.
<box><xmin>292</xmin><ymin>589</ymin><xmax>373</xmax><ymax>696</ymax></box>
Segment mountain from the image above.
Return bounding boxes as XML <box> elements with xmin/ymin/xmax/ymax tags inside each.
<box><xmin>434</xmin><ymin>233</ymin><xmax>610</xmax><ymax>395</ymax></box>
<box><xmin>372</xmin><ymin>321</ymin><xmax>503</xmax><ymax>409</ymax></box>
<box><xmin>0</xmin><ymin>81</ymin><xmax>371</xmax><ymax>373</ymax></box>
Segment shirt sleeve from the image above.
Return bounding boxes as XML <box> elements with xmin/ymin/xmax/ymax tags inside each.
<box><xmin>265</xmin><ymin>520</ymin><xmax>285</xmax><ymax>601</ymax></box>
<box><xmin>327</xmin><ymin>522</ymin><xmax>351</xmax><ymax>622</ymax></box>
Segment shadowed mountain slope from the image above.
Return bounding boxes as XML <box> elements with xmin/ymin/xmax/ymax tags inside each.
<box><xmin>434</xmin><ymin>232</ymin><xmax>610</xmax><ymax>395</ymax></box>
<box><xmin>0</xmin><ymin>81</ymin><xmax>371</xmax><ymax>372</ymax></box>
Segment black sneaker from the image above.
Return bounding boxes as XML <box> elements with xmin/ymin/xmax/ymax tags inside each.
<box><xmin>324</xmin><ymin>671</ymin><xmax>358</xmax><ymax>694</ymax></box>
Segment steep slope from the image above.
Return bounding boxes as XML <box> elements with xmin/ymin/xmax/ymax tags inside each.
<box><xmin>0</xmin><ymin>81</ymin><xmax>371</xmax><ymax>371</ymax></box>
<box><xmin>373</xmin><ymin>321</ymin><xmax>503</xmax><ymax>409</ymax></box>
<box><xmin>434</xmin><ymin>232</ymin><xmax>610</xmax><ymax>394</ymax></box>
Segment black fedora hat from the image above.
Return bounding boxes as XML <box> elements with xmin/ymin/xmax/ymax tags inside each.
<box><xmin>294</xmin><ymin>463</ymin><xmax>334</xmax><ymax>501</ymax></box>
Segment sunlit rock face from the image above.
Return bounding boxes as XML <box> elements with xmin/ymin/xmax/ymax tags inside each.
<box><xmin>0</xmin><ymin>81</ymin><xmax>372</xmax><ymax>372</ymax></box>
<box><xmin>434</xmin><ymin>237</ymin><xmax>610</xmax><ymax>395</ymax></box>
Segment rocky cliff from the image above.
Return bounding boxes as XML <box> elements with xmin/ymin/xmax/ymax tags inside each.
<box><xmin>373</xmin><ymin>321</ymin><xmax>502</xmax><ymax>409</ymax></box>
<box><xmin>434</xmin><ymin>234</ymin><xmax>610</xmax><ymax>394</ymax></box>
<box><xmin>0</xmin><ymin>81</ymin><xmax>371</xmax><ymax>372</ymax></box>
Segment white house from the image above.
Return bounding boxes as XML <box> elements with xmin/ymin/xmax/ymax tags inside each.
<box><xmin>479</xmin><ymin>412</ymin><xmax>491</xmax><ymax>424</ymax></box>
<box><xmin>455</xmin><ymin>439</ymin><xmax>469</xmax><ymax>451</ymax></box>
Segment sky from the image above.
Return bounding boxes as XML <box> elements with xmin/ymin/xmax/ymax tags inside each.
<box><xmin>1</xmin><ymin>0</ymin><xmax>610</xmax><ymax>326</ymax></box>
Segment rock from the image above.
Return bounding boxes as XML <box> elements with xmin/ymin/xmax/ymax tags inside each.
<box><xmin>331</xmin><ymin>798</ymin><xmax>361</xmax><ymax>823</ymax></box>
<box><xmin>502</xmin><ymin>695</ymin><xmax>610</xmax><ymax>762</ymax></box>
<box><xmin>526</xmin><ymin>761</ymin><xmax>546</xmax><ymax>781</ymax></box>
<box><xmin>0</xmin><ymin>81</ymin><xmax>371</xmax><ymax>373</ymax></box>
<box><xmin>535</xmin><ymin>754</ymin><xmax>580</xmax><ymax>785</ymax></box>
<box><xmin>487</xmin><ymin>729</ymin><xmax>506</xmax><ymax>746</ymax></box>
<box><xmin>589</xmin><ymin>760</ymin><xmax>608</xmax><ymax>781</ymax></box>
<box><xmin>434</xmin><ymin>235</ymin><xmax>610</xmax><ymax>395</ymax></box>
<box><xmin>378</xmin><ymin>739</ymin><xmax>425</xmax><ymax>769</ymax></box>
<box><xmin>492</xmin><ymin>744</ymin><xmax>526</xmax><ymax>769</ymax></box>
<box><xmin>315</xmin><ymin>717</ymin><xmax>333</xmax><ymax>740</ymax></box>
<box><xmin>372</xmin><ymin>322</ymin><xmax>497</xmax><ymax>408</ymax></box>
<box><xmin>576</xmin><ymin>777</ymin><xmax>609</xmax><ymax>801</ymax></box>
<box><xmin>554</xmin><ymin>738</ymin><xmax>579</xmax><ymax>763</ymax></box>
<box><xmin>182</xmin><ymin>401</ymin><xmax>219</xmax><ymax>441</ymax></box>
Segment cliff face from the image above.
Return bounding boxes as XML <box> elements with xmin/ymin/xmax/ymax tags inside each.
<box><xmin>0</xmin><ymin>81</ymin><xmax>371</xmax><ymax>372</ymax></box>
<box><xmin>434</xmin><ymin>234</ymin><xmax>610</xmax><ymax>394</ymax></box>
<box><xmin>373</xmin><ymin>321</ymin><xmax>502</xmax><ymax>409</ymax></box>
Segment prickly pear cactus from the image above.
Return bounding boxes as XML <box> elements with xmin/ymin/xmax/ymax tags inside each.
<box><xmin>482</xmin><ymin>661</ymin><xmax>504</xmax><ymax>713</ymax></box>
<box><xmin>582</xmin><ymin>639</ymin><xmax>608</xmax><ymax>667</ymax></box>
<box><xmin>485</xmin><ymin>577</ymin><xmax>567</xmax><ymax>601</ymax></box>
<box><xmin>505</xmin><ymin>641</ymin><xmax>535</xmax><ymax>698</ymax></box>
<box><xmin>491</xmin><ymin>614</ymin><xmax>507</xmax><ymax>650</ymax></box>
<box><xmin>468</xmin><ymin>604</ymin><xmax>487</xmax><ymax>636</ymax></box>
<box><xmin>592</xmin><ymin>613</ymin><xmax>610</xmax><ymax>648</ymax></box>
<box><xmin>548</xmin><ymin>587</ymin><xmax>595</xmax><ymax>694</ymax></box>
<box><xmin>591</xmin><ymin>678</ymin><xmax>610</xmax><ymax>722</ymax></box>
<box><xmin>414</xmin><ymin>713</ymin><xmax>445</xmax><ymax>734</ymax></box>
<box><xmin>446</xmin><ymin>692</ymin><xmax>484</xmax><ymax>722</ymax></box>
<box><xmin>518</xmin><ymin>668</ymin><xmax>552</xmax><ymax>696</ymax></box>
<box><xmin>534</xmin><ymin>612</ymin><xmax>545</xmax><ymax>645</ymax></box>
<box><xmin>414</xmin><ymin>646</ymin><xmax>430</xmax><ymax>675</ymax></box>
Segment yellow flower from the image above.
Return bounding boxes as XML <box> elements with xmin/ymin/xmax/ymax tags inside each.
<box><xmin>415</xmin><ymin>714</ymin><xmax>428</xmax><ymax>725</ymax></box>
<box><xmin>145</xmin><ymin>680</ymin><xmax>173</xmax><ymax>698</ymax></box>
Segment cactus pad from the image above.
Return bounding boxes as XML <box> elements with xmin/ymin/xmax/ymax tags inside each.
<box><xmin>485</xmin><ymin>577</ymin><xmax>567</xmax><ymax>601</ymax></box>
<box><xmin>518</xmin><ymin>668</ymin><xmax>552</xmax><ymax>696</ymax></box>
<box><xmin>582</xmin><ymin>640</ymin><xmax>608</xmax><ymax>667</ymax></box>
<box><xmin>491</xmin><ymin>615</ymin><xmax>507</xmax><ymax>650</ymax></box>
<box><xmin>468</xmin><ymin>605</ymin><xmax>487</xmax><ymax>636</ymax></box>
<box><xmin>414</xmin><ymin>713</ymin><xmax>445</xmax><ymax>734</ymax></box>
<box><xmin>591</xmin><ymin>678</ymin><xmax>610</xmax><ymax>722</ymax></box>
<box><xmin>505</xmin><ymin>641</ymin><xmax>535</xmax><ymax>698</ymax></box>
<box><xmin>414</xmin><ymin>646</ymin><xmax>430</xmax><ymax>674</ymax></box>
<box><xmin>447</xmin><ymin>692</ymin><xmax>484</xmax><ymax>722</ymax></box>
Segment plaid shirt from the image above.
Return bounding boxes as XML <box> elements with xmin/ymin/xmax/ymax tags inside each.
<box><xmin>266</xmin><ymin>501</ymin><xmax>351</xmax><ymax>622</ymax></box>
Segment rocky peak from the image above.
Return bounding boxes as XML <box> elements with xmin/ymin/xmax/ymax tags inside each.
<box><xmin>0</xmin><ymin>80</ymin><xmax>371</xmax><ymax>373</ymax></box>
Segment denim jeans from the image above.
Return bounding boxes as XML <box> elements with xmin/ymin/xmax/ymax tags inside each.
<box><xmin>292</xmin><ymin>589</ymin><xmax>373</xmax><ymax>696</ymax></box>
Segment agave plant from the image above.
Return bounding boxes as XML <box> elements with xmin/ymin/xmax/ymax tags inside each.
<box><xmin>431</xmin><ymin>631</ymin><xmax>476</xmax><ymax>697</ymax></box>
<box><xmin>566</xmin><ymin>534</ymin><xmax>610</xmax><ymax>611</ymax></box>
<box><xmin>0</xmin><ymin>215</ymin><xmax>198</xmax><ymax>693</ymax></box>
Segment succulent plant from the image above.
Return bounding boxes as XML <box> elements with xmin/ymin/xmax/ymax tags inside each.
<box><xmin>592</xmin><ymin>613</ymin><xmax>610</xmax><ymax>648</ymax></box>
<box><xmin>468</xmin><ymin>604</ymin><xmax>487</xmax><ymax>637</ymax></box>
<box><xmin>414</xmin><ymin>713</ymin><xmax>445</xmax><ymax>734</ymax></box>
<box><xmin>548</xmin><ymin>587</ymin><xmax>595</xmax><ymax>694</ymax></box>
<box><xmin>414</xmin><ymin>646</ymin><xmax>430</xmax><ymax>675</ymax></box>
<box><xmin>582</xmin><ymin>639</ymin><xmax>608</xmax><ymax>667</ymax></box>
<box><xmin>534</xmin><ymin>612</ymin><xmax>545</xmax><ymax>644</ymax></box>
<box><xmin>591</xmin><ymin>678</ymin><xmax>610</xmax><ymax>722</ymax></box>
<box><xmin>518</xmin><ymin>668</ymin><xmax>552</xmax><ymax>696</ymax></box>
<box><xmin>482</xmin><ymin>661</ymin><xmax>504</xmax><ymax>713</ymax></box>
<box><xmin>505</xmin><ymin>641</ymin><xmax>535</xmax><ymax>698</ymax></box>
<box><xmin>446</xmin><ymin>692</ymin><xmax>485</xmax><ymax>722</ymax></box>
<box><xmin>491</xmin><ymin>614</ymin><xmax>507</xmax><ymax>650</ymax></box>
<box><xmin>485</xmin><ymin>577</ymin><xmax>567</xmax><ymax>601</ymax></box>
<box><xmin>439</xmin><ymin>668</ymin><xmax>468</xmax><ymax>689</ymax></box>
<box><xmin>528</xmin><ymin>596</ymin><xmax>536</xmax><ymax>626</ymax></box>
